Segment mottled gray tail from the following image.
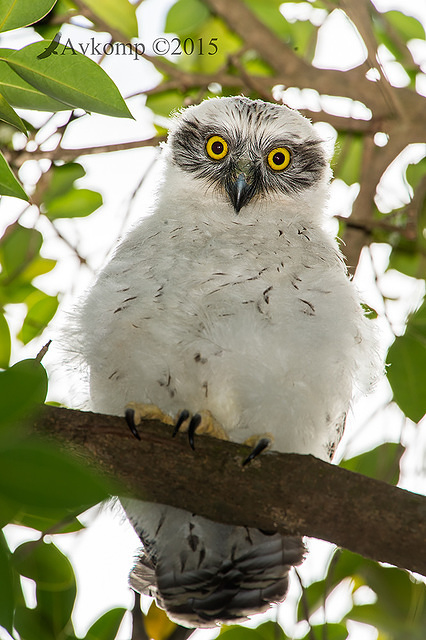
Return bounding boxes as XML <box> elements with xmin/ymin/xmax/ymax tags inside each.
<box><xmin>128</xmin><ymin>508</ymin><xmax>305</xmax><ymax>628</ymax></box>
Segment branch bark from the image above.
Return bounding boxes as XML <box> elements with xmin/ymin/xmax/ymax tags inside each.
<box><xmin>33</xmin><ymin>405</ymin><xmax>426</xmax><ymax>577</ymax></box>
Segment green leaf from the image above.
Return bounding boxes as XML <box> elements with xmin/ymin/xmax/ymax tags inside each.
<box><xmin>81</xmin><ymin>0</ymin><xmax>138</xmax><ymax>40</ymax></box>
<box><xmin>36</xmin><ymin>583</ymin><xmax>77</xmax><ymax>638</ymax></box>
<box><xmin>0</xmin><ymin>224</ymin><xmax>42</xmax><ymax>282</ymax></box>
<box><xmin>299</xmin><ymin>624</ymin><xmax>348</xmax><ymax>640</ymax></box>
<box><xmin>330</xmin><ymin>549</ymin><xmax>368</xmax><ymax>586</ymax></box>
<box><xmin>32</xmin><ymin>0</ymin><xmax>75</xmax><ymax>40</ymax></box>
<box><xmin>340</xmin><ymin>442</ymin><xmax>404</xmax><ymax>485</ymax></box>
<box><xmin>388</xmin><ymin>246</ymin><xmax>426</xmax><ymax>280</ymax></box>
<box><xmin>347</xmin><ymin>594</ymin><xmax>426</xmax><ymax>639</ymax></box>
<box><xmin>297</xmin><ymin>578</ymin><xmax>327</xmax><ymax>621</ymax></box>
<box><xmin>0</xmin><ymin>52</ymin><xmax>70</xmax><ymax>111</ymax></box>
<box><xmin>0</xmin><ymin>0</ymin><xmax>57</xmax><ymax>33</ymax></box>
<box><xmin>0</xmin><ymin>531</ymin><xmax>14</xmax><ymax>634</ymax></box>
<box><xmin>20</xmin><ymin>256</ymin><xmax>57</xmax><ymax>284</ymax></box>
<box><xmin>18</xmin><ymin>290</ymin><xmax>59</xmax><ymax>344</ymax></box>
<box><xmin>0</xmin><ymin>91</ymin><xmax>27</xmax><ymax>133</ymax></box>
<box><xmin>42</xmin><ymin>162</ymin><xmax>86</xmax><ymax>203</ymax></box>
<box><xmin>1</xmin><ymin>42</ymin><xmax>133</xmax><ymax>119</ymax></box>
<box><xmin>241</xmin><ymin>51</ymin><xmax>274</xmax><ymax>77</ymax></box>
<box><xmin>12</xmin><ymin>509</ymin><xmax>84</xmax><ymax>533</ymax></box>
<box><xmin>406</xmin><ymin>158</ymin><xmax>426</xmax><ymax>191</ymax></box>
<box><xmin>0</xmin><ymin>150</ymin><xmax>28</xmax><ymax>199</ymax></box>
<box><xmin>45</xmin><ymin>187</ymin><xmax>102</xmax><ymax>219</ymax></box>
<box><xmin>14</xmin><ymin>605</ymin><xmax>56</xmax><ymax>640</ymax></box>
<box><xmin>243</xmin><ymin>0</ymin><xmax>290</xmax><ymax>41</ymax></box>
<box><xmin>360</xmin><ymin>302</ymin><xmax>378</xmax><ymax>320</ymax></box>
<box><xmin>165</xmin><ymin>0</ymin><xmax>210</xmax><ymax>36</ymax></box>
<box><xmin>0</xmin><ymin>282</ymin><xmax>36</xmax><ymax>309</ymax></box>
<box><xmin>0</xmin><ymin>493</ymin><xmax>20</xmax><ymax>526</ymax></box>
<box><xmin>146</xmin><ymin>89</ymin><xmax>184</xmax><ymax>118</ymax></box>
<box><xmin>0</xmin><ymin>439</ymin><xmax>110</xmax><ymax>511</ymax></box>
<box><xmin>185</xmin><ymin>16</ymin><xmax>241</xmax><ymax>73</ymax></box>
<box><xmin>13</xmin><ymin>542</ymin><xmax>78</xmax><ymax>639</ymax></box>
<box><xmin>0</xmin><ymin>225</ymin><xmax>55</xmax><ymax>291</ymax></box>
<box><xmin>384</xmin><ymin>10</ymin><xmax>425</xmax><ymax>42</ymax></box>
<box><xmin>334</xmin><ymin>133</ymin><xmax>363</xmax><ymax>185</ymax></box>
<box><xmin>84</xmin><ymin>607</ymin><xmax>126</xmax><ymax>640</ymax></box>
<box><xmin>39</xmin><ymin>162</ymin><xmax>103</xmax><ymax>220</ymax></box>
<box><xmin>333</xmin><ymin>550</ymin><xmax>426</xmax><ymax>638</ymax></box>
<box><xmin>0</xmin><ymin>312</ymin><xmax>11</xmax><ymax>369</ymax></box>
<box><xmin>254</xmin><ymin>621</ymin><xmax>286</xmax><ymax>640</ymax></box>
<box><xmin>219</xmin><ymin>627</ymin><xmax>266</xmax><ymax>639</ymax></box>
<box><xmin>0</xmin><ymin>359</ymin><xmax>48</xmax><ymax>427</ymax></box>
<box><xmin>13</xmin><ymin>540</ymin><xmax>74</xmax><ymax>588</ymax></box>
<box><xmin>387</xmin><ymin>299</ymin><xmax>426</xmax><ymax>422</ymax></box>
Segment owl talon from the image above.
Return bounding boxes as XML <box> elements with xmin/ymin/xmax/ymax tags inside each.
<box><xmin>173</xmin><ymin>409</ymin><xmax>228</xmax><ymax>449</ymax></box>
<box><xmin>125</xmin><ymin>402</ymin><xmax>174</xmax><ymax>440</ymax></box>
<box><xmin>125</xmin><ymin>408</ymin><xmax>141</xmax><ymax>440</ymax></box>
<box><xmin>188</xmin><ymin>413</ymin><xmax>202</xmax><ymax>450</ymax></box>
<box><xmin>242</xmin><ymin>437</ymin><xmax>271</xmax><ymax>466</ymax></box>
<box><xmin>173</xmin><ymin>409</ymin><xmax>190</xmax><ymax>437</ymax></box>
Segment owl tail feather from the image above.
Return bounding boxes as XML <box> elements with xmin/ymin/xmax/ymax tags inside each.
<box><xmin>130</xmin><ymin>523</ymin><xmax>305</xmax><ymax>628</ymax></box>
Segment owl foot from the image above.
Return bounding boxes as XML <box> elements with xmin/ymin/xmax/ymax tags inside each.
<box><xmin>125</xmin><ymin>402</ymin><xmax>174</xmax><ymax>440</ymax></box>
<box><xmin>173</xmin><ymin>409</ymin><xmax>229</xmax><ymax>450</ymax></box>
<box><xmin>242</xmin><ymin>434</ymin><xmax>273</xmax><ymax>466</ymax></box>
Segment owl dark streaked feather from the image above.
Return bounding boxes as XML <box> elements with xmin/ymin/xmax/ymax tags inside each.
<box><xmin>70</xmin><ymin>96</ymin><xmax>379</xmax><ymax>627</ymax></box>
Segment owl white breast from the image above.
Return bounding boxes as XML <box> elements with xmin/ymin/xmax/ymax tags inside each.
<box><xmin>73</xmin><ymin>96</ymin><xmax>378</xmax><ymax>626</ymax></box>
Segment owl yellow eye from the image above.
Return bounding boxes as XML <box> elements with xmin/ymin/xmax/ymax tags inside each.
<box><xmin>267</xmin><ymin>147</ymin><xmax>291</xmax><ymax>171</ymax></box>
<box><xmin>206</xmin><ymin>135</ymin><xmax>228</xmax><ymax>160</ymax></box>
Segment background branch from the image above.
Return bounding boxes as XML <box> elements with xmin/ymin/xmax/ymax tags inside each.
<box><xmin>33</xmin><ymin>405</ymin><xmax>426</xmax><ymax>577</ymax></box>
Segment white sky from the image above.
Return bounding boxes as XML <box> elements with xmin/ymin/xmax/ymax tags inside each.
<box><xmin>1</xmin><ymin>1</ymin><xmax>426</xmax><ymax>639</ymax></box>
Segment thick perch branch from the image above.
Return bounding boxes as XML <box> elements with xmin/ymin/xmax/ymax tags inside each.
<box><xmin>33</xmin><ymin>405</ymin><xmax>426</xmax><ymax>576</ymax></box>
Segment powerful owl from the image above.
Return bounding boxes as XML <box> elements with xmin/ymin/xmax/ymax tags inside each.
<box><xmin>73</xmin><ymin>96</ymin><xmax>378</xmax><ymax>627</ymax></box>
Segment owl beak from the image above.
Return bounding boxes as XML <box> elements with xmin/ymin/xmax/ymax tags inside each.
<box><xmin>227</xmin><ymin>173</ymin><xmax>254</xmax><ymax>213</ymax></box>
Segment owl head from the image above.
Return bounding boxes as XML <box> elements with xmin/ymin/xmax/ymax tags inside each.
<box><xmin>164</xmin><ymin>96</ymin><xmax>330</xmax><ymax>215</ymax></box>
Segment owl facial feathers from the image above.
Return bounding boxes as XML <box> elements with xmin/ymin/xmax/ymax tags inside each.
<box><xmin>168</xmin><ymin>96</ymin><xmax>328</xmax><ymax>211</ymax></box>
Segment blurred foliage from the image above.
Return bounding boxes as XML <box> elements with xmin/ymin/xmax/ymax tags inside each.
<box><xmin>0</xmin><ymin>0</ymin><xmax>426</xmax><ymax>639</ymax></box>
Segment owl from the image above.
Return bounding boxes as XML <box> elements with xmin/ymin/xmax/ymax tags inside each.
<box><xmin>73</xmin><ymin>96</ymin><xmax>378</xmax><ymax>627</ymax></box>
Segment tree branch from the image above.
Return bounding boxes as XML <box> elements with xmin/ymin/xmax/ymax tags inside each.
<box><xmin>8</xmin><ymin>136</ymin><xmax>166</xmax><ymax>167</ymax></box>
<box><xmin>33</xmin><ymin>405</ymin><xmax>426</xmax><ymax>577</ymax></box>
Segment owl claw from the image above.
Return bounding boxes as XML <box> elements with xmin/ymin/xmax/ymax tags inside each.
<box><xmin>242</xmin><ymin>437</ymin><xmax>271</xmax><ymax>466</ymax></box>
<box><xmin>173</xmin><ymin>410</ymin><xmax>202</xmax><ymax>449</ymax></box>
<box><xmin>173</xmin><ymin>409</ymin><xmax>190</xmax><ymax>438</ymax></box>
<box><xmin>125</xmin><ymin>408</ymin><xmax>141</xmax><ymax>440</ymax></box>
<box><xmin>173</xmin><ymin>409</ymin><xmax>228</xmax><ymax>449</ymax></box>
<box><xmin>187</xmin><ymin>413</ymin><xmax>202</xmax><ymax>450</ymax></box>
